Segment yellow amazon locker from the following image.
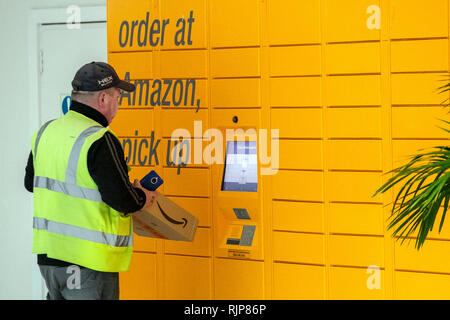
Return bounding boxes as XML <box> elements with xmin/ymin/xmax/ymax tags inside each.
<box><xmin>395</xmin><ymin>239</ymin><xmax>450</xmax><ymax>274</ymax></box>
<box><xmin>159</xmin><ymin>0</ymin><xmax>207</xmax><ymax>49</ymax></box>
<box><xmin>273</xmin><ymin>232</ymin><xmax>325</xmax><ymax>265</ymax></box>
<box><xmin>163</xmin><ymin>167</ymin><xmax>210</xmax><ymax>197</ymax></box>
<box><xmin>214</xmin><ymin>259</ymin><xmax>264</xmax><ymax>300</ymax></box>
<box><xmin>391</xmin><ymin>39</ymin><xmax>449</xmax><ymax>73</ymax></box>
<box><xmin>108</xmin><ymin>52</ymin><xmax>153</xmax><ymax>80</ymax></box>
<box><xmin>160</xmin><ymin>108</ymin><xmax>208</xmax><ymax>138</ymax></box>
<box><xmin>268</xmin><ymin>0</ymin><xmax>320</xmax><ymax>45</ymax></box>
<box><xmin>391</xmin><ymin>73</ymin><xmax>446</xmax><ymax>105</ymax></box>
<box><xmin>211</xmin><ymin>48</ymin><xmax>260</xmax><ymax>78</ymax></box>
<box><xmin>160</xmin><ymin>50</ymin><xmax>207</xmax><ymax>79</ymax></box>
<box><xmin>329</xmin><ymin>266</ymin><xmax>385</xmax><ymax>300</ymax></box>
<box><xmin>119</xmin><ymin>252</ymin><xmax>157</xmax><ymax>300</ymax></box>
<box><xmin>273</xmin><ymin>263</ymin><xmax>325</xmax><ymax>300</ymax></box>
<box><xmin>272</xmin><ymin>170</ymin><xmax>323</xmax><ymax>202</ymax></box>
<box><xmin>211</xmin><ymin>79</ymin><xmax>261</xmax><ymax>108</ymax></box>
<box><xmin>163</xmin><ymin>255</ymin><xmax>212</xmax><ymax>299</ymax></box>
<box><xmin>393</xmin><ymin>140</ymin><xmax>450</xmax><ymax>168</ymax></box>
<box><xmin>327</xmin><ymin>107</ymin><xmax>382</xmax><ymax>138</ymax></box>
<box><xmin>329</xmin><ymin>171</ymin><xmax>383</xmax><ymax>203</ymax></box>
<box><xmin>211</xmin><ymin>109</ymin><xmax>261</xmax><ymax>129</ymax></box>
<box><xmin>210</xmin><ymin>0</ymin><xmax>260</xmax><ymax>48</ymax></box>
<box><xmin>391</xmin><ymin>106</ymin><xmax>449</xmax><ymax>139</ymax></box>
<box><xmin>270</xmin><ymin>77</ymin><xmax>322</xmax><ymax>107</ymax></box>
<box><xmin>327</xmin><ymin>75</ymin><xmax>381</xmax><ymax>106</ymax></box>
<box><xmin>148</xmin><ymin>78</ymin><xmax>208</xmax><ymax>109</ymax></box>
<box><xmin>277</xmin><ymin>140</ymin><xmax>323</xmax><ymax>170</ymax></box>
<box><xmin>272</xmin><ymin>109</ymin><xmax>323</xmax><ymax>138</ymax></box>
<box><xmin>329</xmin><ymin>203</ymin><xmax>384</xmax><ymax>236</ymax></box>
<box><xmin>326</xmin><ymin>42</ymin><xmax>380</xmax><ymax>75</ymax></box>
<box><xmin>107</xmin><ymin>0</ymin><xmax>156</xmax><ymax>52</ymax></box>
<box><xmin>109</xmin><ymin>109</ymin><xmax>153</xmax><ymax>136</ymax></box>
<box><xmin>325</xmin><ymin>0</ymin><xmax>381</xmax><ymax>42</ymax></box>
<box><xmin>390</xmin><ymin>0</ymin><xmax>448</xmax><ymax>39</ymax></box>
<box><xmin>327</xmin><ymin>140</ymin><xmax>382</xmax><ymax>171</ymax></box>
<box><xmin>108</xmin><ymin>0</ymin><xmax>450</xmax><ymax>300</ymax></box>
<box><xmin>269</xmin><ymin>45</ymin><xmax>321</xmax><ymax>77</ymax></box>
<box><xmin>328</xmin><ymin>235</ymin><xmax>385</xmax><ymax>268</ymax></box>
<box><xmin>272</xmin><ymin>201</ymin><xmax>324</xmax><ymax>233</ymax></box>
<box><xmin>396</xmin><ymin>271</ymin><xmax>450</xmax><ymax>300</ymax></box>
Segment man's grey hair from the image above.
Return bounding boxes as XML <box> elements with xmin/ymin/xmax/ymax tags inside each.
<box><xmin>71</xmin><ymin>90</ymin><xmax>99</xmax><ymax>104</ymax></box>
<box><xmin>71</xmin><ymin>87</ymin><xmax>116</xmax><ymax>105</ymax></box>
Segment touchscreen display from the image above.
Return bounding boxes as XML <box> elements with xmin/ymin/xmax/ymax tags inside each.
<box><xmin>221</xmin><ymin>141</ymin><xmax>258</xmax><ymax>192</ymax></box>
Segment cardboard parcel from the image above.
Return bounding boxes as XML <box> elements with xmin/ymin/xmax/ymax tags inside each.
<box><xmin>132</xmin><ymin>191</ymin><xmax>198</xmax><ymax>241</ymax></box>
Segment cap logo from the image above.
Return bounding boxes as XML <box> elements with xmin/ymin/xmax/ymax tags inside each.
<box><xmin>98</xmin><ymin>76</ymin><xmax>113</xmax><ymax>87</ymax></box>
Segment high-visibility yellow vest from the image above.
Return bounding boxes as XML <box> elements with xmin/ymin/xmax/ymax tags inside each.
<box><xmin>31</xmin><ymin>110</ymin><xmax>133</xmax><ymax>272</ymax></box>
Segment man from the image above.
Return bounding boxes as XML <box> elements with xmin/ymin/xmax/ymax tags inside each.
<box><xmin>24</xmin><ymin>61</ymin><xmax>156</xmax><ymax>300</ymax></box>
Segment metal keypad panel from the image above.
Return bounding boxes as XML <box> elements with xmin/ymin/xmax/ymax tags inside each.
<box><xmin>233</xmin><ymin>208</ymin><xmax>250</xmax><ymax>220</ymax></box>
<box><xmin>240</xmin><ymin>225</ymin><xmax>256</xmax><ymax>246</ymax></box>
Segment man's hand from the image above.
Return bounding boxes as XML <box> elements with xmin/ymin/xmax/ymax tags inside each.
<box><xmin>133</xmin><ymin>179</ymin><xmax>157</xmax><ymax>209</ymax></box>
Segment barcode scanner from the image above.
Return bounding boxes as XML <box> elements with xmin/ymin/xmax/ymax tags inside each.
<box><xmin>140</xmin><ymin>170</ymin><xmax>164</xmax><ymax>191</ymax></box>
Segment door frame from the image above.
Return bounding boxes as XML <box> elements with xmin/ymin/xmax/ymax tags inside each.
<box><xmin>27</xmin><ymin>5</ymin><xmax>106</xmax><ymax>300</ymax></box>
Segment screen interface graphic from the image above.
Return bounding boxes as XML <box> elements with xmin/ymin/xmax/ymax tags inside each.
<box><xmin>221</xmin><ymin>141</ymin><xmax>258</xmax><ymax>192</ymax></box>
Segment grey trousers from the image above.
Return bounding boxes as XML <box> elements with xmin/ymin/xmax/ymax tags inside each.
<box><xmin>38</xmin><ymin>265</ymin><xmax>119</xmax><ymax>300</ymax></box>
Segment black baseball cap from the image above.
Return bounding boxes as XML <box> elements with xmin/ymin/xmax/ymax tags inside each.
<box><xmin>71</xmin><ymin>61</ymin><xmax>135</xmax><ymax>92</ymax></box>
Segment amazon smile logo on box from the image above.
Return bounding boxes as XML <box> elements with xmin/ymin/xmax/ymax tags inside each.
<box><xmin>132</xmin><ymin>191</ymin><xmax>198</xmax><ymax>242</ymax></box>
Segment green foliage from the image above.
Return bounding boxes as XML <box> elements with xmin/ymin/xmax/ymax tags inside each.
<box><xmin>374</xmin><ymin>138</ymin><xmax>450</xmax><ymax>249</ymax></box>
<box><xmin>374</xmin><ymin>76</ymin><xmax>449</xmax><ymax>249</ymax></box>
<box><xmin>437</xmin><ymin>76</ymin><xmax>450</xmax><ymax>105</ymax></box>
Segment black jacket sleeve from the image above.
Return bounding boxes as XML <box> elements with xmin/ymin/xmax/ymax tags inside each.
<box><xmin>24</xmin><ymin>151</ymin><xmax>34</xmax><ymax>193</ymax></box>
<box><xmin>24</xmin><ymin>133</ymin><xmax>146</xmax><ymax>214</ymax></box>
<box><xmin>88</xmin><ymin>131</ymin><xmax>146</xmax><ymax>214</ymax></box>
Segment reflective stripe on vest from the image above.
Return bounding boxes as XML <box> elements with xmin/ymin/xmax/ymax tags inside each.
<box><xmin>65</xmin><ymin>125</ymin><xmax>103</xmax><ymax>184</ymax></box>
<box><xmin>33</xmin><ymin>217</ymin><xmax>131</xmax><ymax>247</ymax></box>
<box><xmin>34</xmin><ymin>176</ymin><xmax>103</xmax><ymax>202</ymax></box>
<box><xmin>33</xmin><ymin>124</ymin><xmax>104</xmax><ymax>201</ymax></box>
<box><xmin>33</xmin><ymin>119</ymin><xmax>54</xmax><ymax>161</ymax></box>
<box><xmin>32</xmin><ymin>122</ymin><xmax>132</xmax><ymax>247</ymax></box>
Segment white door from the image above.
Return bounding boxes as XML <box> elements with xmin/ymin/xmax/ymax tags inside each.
<box><xmin>39</xmin><ymin>22</ymin><xmax>107</xmax><ymax>124</ymax></box>
<box><xmin>36</xmin><ymin>21</ymin><xmax>106</xmax><ymax>299</ymax></box>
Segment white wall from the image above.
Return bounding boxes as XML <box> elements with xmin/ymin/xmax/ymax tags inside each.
<box><xmin>0</xmin><ymin>0</ymin><xmax>106</xmax><ymax>300</ymax></box>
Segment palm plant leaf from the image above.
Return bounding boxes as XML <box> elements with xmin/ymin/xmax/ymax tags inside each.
<box><xmin>374</xmin><ymin>76</ymin><xmax>450</xmax><ymax>249</ymax></box>
<box><xmin>373</xmin><ymin>143</ymin><xmax>450</xmax><ymax>249</ymax></box>
<box><xmin>437</xmin><ymin>75</ymin><xmax>450</xmax><ymax>104</ymax></box>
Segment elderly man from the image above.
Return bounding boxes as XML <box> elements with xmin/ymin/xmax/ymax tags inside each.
<box><xmin>24</xmin><ymin>62</ymin><xmax>156</xmax><ymax>300</ymax></box>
